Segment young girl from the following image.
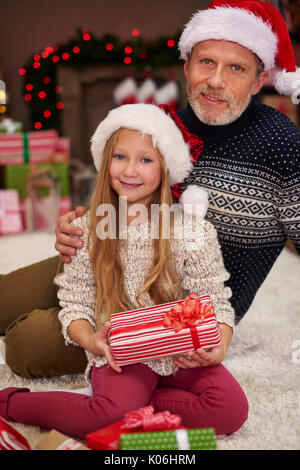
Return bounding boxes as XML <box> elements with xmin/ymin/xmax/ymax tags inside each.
<box><xmin>0</xmin><ymin>104</ymin><xmax>248</xmax><ymax>439</ymax></box>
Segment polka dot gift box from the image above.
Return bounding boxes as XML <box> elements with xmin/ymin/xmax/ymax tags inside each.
<box><xmin>120</xmin><ymin>428</ymin><xmax>217</xmax><ymax>450</ymax></box>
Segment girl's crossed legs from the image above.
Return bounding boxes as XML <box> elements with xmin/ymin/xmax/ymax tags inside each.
<box><xmin>0</xmin><ymin>363</ymin><xmax>248</xmax><ymax>439</ymax></box>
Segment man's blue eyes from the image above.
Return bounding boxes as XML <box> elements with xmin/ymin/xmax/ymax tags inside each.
<box><xmin>199</xmin><ymin>60</ymin><xmax>243</xmax><ymax>72</ymax></box>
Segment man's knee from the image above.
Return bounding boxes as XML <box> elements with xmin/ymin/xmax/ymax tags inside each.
<box><xmin>4</xmin><ymin>307</ymin><xmax>87</xmax><ymax>379</ymax></box>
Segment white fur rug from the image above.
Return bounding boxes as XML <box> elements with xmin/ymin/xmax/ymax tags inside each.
<box><xmin>0</xmin><ymin>234</ymin><xmax>299</xmax><ymax>450</ymax></box>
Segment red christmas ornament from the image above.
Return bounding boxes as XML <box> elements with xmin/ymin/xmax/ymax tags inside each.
<box><xmin>124</xmin><ymin>57</ymin><xmax>132</xmax><ymax>65</ymax></box>
<box><xmin>38</xmin><ymin>91</ymin><xmax>46</xmax><ymax>99</ymax></box>
<box><xmin>106</xmin><ymin>43</ymin><xmax>114</xmax><ymax>51</ymax></box>
<box><xmin>24</xmin><ymin>94</ymin><xmax>32</xmax><ymax>102</ymax></box>
<box><xmin>25</xmin><ymin>84</ymin><xmax>34</xmax><ymax>91</ymax></box>
<box><xmin>19</xmin><ymin>68</ymin><xmax>26</xmax><ymax>76</ymax></box>
<box><xmin>56</xmin><ymin>102</ymin><xmax>64</xmax><ymax>109</ymax></box>
<box><xmin>83</xmin><ymin>33</ymin><xmax>91</xmax><ymax>41</ymax></box>
<box><xmin>62</xmin><ymin>52</ymin><xmax>70</xmax><ymax>60</ymax></box>
<box><xmin>33</xmin><ymin>62</ymin><xmax>41</xmax><ymax>69</ymax></box>
<box><xmin>34</xmin><ymin>122</ymin><xmax>42</xmax><ymax>130</ymax></box>
<box><xmin>131</xmin><ymin>29</ymin><xmax>140</xmax><ymax>37</ymax></box>
<box><xmin>42</xmin><ymin>77</ymin><xmax>51</xmax><ymax>84</ymax></box>
<box><xmin>73</xmin><ymin>46</ymin><xmax>80</xmax><ymax>54</ymax></box>
<box><xmin>167</xmin><ymin>40</ymin><xmax>175</xmax><ymax>47</ymax></box>
<box><xmin>43</xmin><ymin>110</ymin><xmax>51</xmax><ymax>118</ymax></box>
<box><xmin>124</xmin><ymin>46</ymin><xmax>132</xmax><ymax>54</ymax></box>
<box><xmin>52</xmin><ymin>55</ymin><xmax>60</xmax><ymax>63</ymax></box>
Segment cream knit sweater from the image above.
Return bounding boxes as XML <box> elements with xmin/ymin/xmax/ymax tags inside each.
<box><xmin>54</xmin><ymin>212</ymin><xmax>235</xmax><ymax>383</ymax></box>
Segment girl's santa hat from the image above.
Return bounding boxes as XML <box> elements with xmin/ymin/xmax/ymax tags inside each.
<box><xmin>91</xmin><ymin>104</ymin><xmax>208</xmax><ymax>217</ymax></box>
<box><xmin>178</xmin><ymin>0</ymin><xmax>300</xmax><ymax>97</ymax></box>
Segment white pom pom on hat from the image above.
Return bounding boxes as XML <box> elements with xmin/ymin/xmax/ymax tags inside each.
<box><xmin>179</xmin><ymin>185</ymin><xmax>209</xmax><ymax>219</ymax></box>
<box><xmin>90</xmin><ymin>103</ymin><xmax>209</xmax><ymax>218</ymax></box>
<box><xmin>178</xmin><ymin>0</ymin><xmax>300</xmax><ymax>98</ymax></box>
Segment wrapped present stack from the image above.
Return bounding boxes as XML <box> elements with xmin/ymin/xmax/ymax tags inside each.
<box><xmin>0</xmin><ymin>124</ymin><xmax>72</xmax><ymax>232</ymax></box>
<box><xmin>86</xmin><ymin>405</ymin><xmax>183</xmax><ymax>450</ymax></box>
<box><xmin>1</xmin><ymin>410</ymin><xmax>217</xmax><ymax>451</ymax></box>
<box><xmin>86</xmin><ymin>406</ymin><xmax>217</xmax><ymax>451</ymax></box>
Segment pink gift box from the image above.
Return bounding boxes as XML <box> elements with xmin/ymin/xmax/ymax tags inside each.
<box><xmin>0</xmin><ymin>190</ymin><xmax>22</xmax><ymax>235</ymax></box>
<box><xmin>109</xmin><ymin>294</ymin><xmax>221</xmax><ymax>366</ymax></box>
<box><xmin>50</xmin><ymin>137</ymin><xmax>70</xmax><ymax>163</ymax></box>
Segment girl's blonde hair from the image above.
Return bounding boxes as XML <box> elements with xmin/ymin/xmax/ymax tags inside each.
<box><xmin>88</xmin><ymin>128</ymin><xmax>182</xmax><ymax>329</ymax></box>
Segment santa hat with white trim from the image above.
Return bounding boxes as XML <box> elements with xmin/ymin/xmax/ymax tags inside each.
<box><xmin>179</xmin><ymin>0</ymin><xmax>300</xmax><ymax>97</ymax></box>
<box><xmin>90</xmin><ymin>104</ymin><xmax>209</xmax><ymax>218</ymax></box>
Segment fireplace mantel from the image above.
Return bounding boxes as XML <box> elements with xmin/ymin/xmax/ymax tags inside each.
<box><xmin>57</xmin><ymin>64</ymin><xmax>186</xmax><ymax>163</ymax></box>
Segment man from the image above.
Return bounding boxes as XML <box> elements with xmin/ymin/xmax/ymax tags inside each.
<box><xmin>3</xmin><ymin>0</ymin><xmax>300</xmax><ymax>378</ymax></box>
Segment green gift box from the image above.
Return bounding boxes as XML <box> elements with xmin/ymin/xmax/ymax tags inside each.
<box><xmin>120</xmin><ymin>428</ymin><xmax>217</xmax><ymax>450</ymax></box>
<box><xmin>0</xmin><ymin>162</ymin><xmax>70</xmax><ymax>199</ymax></box>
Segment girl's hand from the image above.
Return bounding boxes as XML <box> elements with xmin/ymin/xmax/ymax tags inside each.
<box><xmin>173</xmin><ymin>323</ymin><xmax>232</xmax><ymax>369</ymax></box>
<box><xmin>88</xmin><ymin>322</ymin><xmax>122</xmax><ymax>373</ymax></box>
<box><xmin>173</xmin><ymin>343</ymin><xmax>226</xmax><ymax>369</ymax></box>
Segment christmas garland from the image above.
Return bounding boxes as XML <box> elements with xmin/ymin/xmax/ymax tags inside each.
<box><xmin>19</xmin><ymin>28</ymin><xmax>181</xmax><ymax>133</ymax></box>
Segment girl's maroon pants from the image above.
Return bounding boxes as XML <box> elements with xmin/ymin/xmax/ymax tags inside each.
<box><xmin>0</xmin><ymin>363</ymin><xmax>248</xmax><ymax>439</ymax></box>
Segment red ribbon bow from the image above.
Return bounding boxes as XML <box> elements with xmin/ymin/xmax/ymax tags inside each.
<box><xmin>162</xmin><ymin>293</ymin><xmax>213</xmax><ymax>333</ymax></box>
<box><xmin>121</xmin><ymin>405</ymin><xmax>181</xmax><ymax>432</ymax></box>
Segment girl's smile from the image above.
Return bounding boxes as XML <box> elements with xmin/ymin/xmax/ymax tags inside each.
<box><xmin>119</xmin><ymin>181</ymin><xmax>143</xmax><ymax>189</ymax></box>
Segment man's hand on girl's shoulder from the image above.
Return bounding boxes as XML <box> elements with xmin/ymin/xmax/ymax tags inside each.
<box><xmin>55</xmin><ymin>206</ymin><xmax>86</xmax><ymax>263</ymax></box>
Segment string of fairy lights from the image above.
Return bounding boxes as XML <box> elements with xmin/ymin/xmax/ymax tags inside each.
<box><xmin>16</xmin><ymin>27</ymin><xmax>180</xmax><ymax>133</ymax></box>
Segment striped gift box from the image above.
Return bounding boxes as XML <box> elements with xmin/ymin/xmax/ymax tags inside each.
<box><xmin>0</xmin><ymin>130</ymin><xmax>58</xmax><ymax>165</ymax></box>
<box><xmin>109</xmin><ymin>294</ymin><xmax>221</xmax><ymax>366</ymax></box>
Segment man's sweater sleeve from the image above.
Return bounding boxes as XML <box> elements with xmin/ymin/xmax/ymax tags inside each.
<box><xmin>277</xmin><ymin>131</ymin><xmax>300</xmax><ymax>255</ymax></box>
<box><xmin>181</xmin><ymin>219</ymin><xmax>236</xmax><ymax>329</ymax></box>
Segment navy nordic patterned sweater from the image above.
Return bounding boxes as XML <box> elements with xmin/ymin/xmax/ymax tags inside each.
<box><xmin>164</xmin><ymin>99</ymin><xmax>300</xmax><ymax>324</ymax></box>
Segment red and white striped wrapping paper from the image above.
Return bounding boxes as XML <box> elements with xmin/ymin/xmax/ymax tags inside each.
<box><xmin>109</xmin><ymin>295</ymin><xmax>221</xmax><ymax>366</ymax></box>
<box><xmin>0</xmin><ymin>419</ymin><xmax>30</xmax><ymax>450</ymax></box>
<box><xmin>0</xmin><ymin>130</ymin><xmax>58</xmax><ymax>165</ymax></box>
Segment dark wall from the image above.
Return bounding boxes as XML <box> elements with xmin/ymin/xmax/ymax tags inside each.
<box><xmin>0</xmin><ymin>0</ymin><xmax>210</xmax><ymax>126</ymax></box>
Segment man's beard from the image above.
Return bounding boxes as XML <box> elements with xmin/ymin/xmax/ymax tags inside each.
<box><xmin>187</xmin><ymin>83</ymin><xmax>253</xmax><ymax>126</ymax></box>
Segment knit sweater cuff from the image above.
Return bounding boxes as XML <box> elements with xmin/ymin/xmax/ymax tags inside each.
<box><xmin>58</xmin><ymin>310</ymin><xmax>97</xmax><ymax>347</ymax></box>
